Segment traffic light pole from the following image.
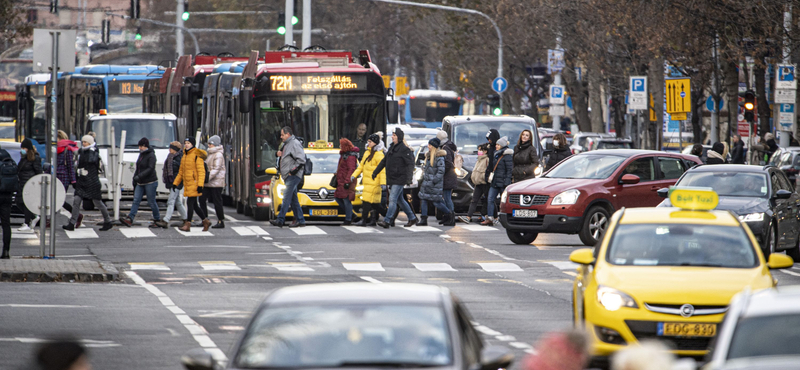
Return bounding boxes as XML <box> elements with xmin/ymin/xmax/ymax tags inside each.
<box><xmin>285</xmin><ymin>0</ymin><xmax>294</xmax><ymax>46</ymax></box>
<box><xmin>779</xmin><ymin>4</ymin><xmax>792</xmax><ymax>148</ymax></box>
<box><xmin>364</xmin><ymin>0</ymin><xmax>503</xmax><ymax>107</ymax></box>
<box><xmin>176</xmin><ymin>0</ymin><xmax>184</xmax><ymax>56</ymax></box>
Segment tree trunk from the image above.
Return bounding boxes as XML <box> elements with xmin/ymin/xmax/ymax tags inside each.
<box><xmin>754</xmin><ymin>61</ymin><xmax>771</xmax><ymax>137</ymax></box>
<box><xmin>724</xmin><ymin>59</ymin><xmax>739</xmax><ymax>144</ymax></box>
<box><xmin>611</xmin><ymin>95</ymin><xmax>625</xmax><ymax>137</ymax></box>
<box><xmin>648</xmin><ymin>59</ymin><xmax>664</xmax><ymax>150</ymax></box>
<box><xmin>563</xmin><ymin>64</ymin><xmax>591</xmax><ymax>132</ymax></box>
<box><xmin>691</xmin><ymin>86</ymin><xmax>703</xmax><ymax>144</ymax></box>
<box><xmin>588</xmin><ymin>66</ymin><xmax>604</xmax><ymax>133</ymax></box>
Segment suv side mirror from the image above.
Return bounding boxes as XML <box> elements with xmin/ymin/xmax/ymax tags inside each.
<box><xmin>180</xmin><ymin>348</ymin><xmax>214</xmax><ymax>370</ymax></box>
<box><xmin>774</xmin><ymin>189</ymin><xmax>793</xmax><ymax>199</ymax></box>
<box><xmin>657</xmin><ymin>188</ymin><xmax>669</xmax><ymax>198</ymax></box>
<box><xmin>387</xmin><ymin>100</ymin><xmax>399</xmax><ymax>124</ymax></box>
<box><xmin>620</xmin><ymin>174</ymin><xmax>640</xmax><ymax>184</ymax></box>
<box><xmin>479</xmin><ymin>345</ymin><xmax>514</xmax><ymax>370</ymax></box>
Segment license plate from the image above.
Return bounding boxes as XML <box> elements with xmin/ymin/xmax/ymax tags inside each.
<box><xmin>513</xmin><ymin>209</ymin><xmax>538</xmax><ymax>218</ymax></box>
<box><xmin>311</xmin><ymin>209</ymin><xmax>338</xmax><ymax>216</ymax></box>
<box><xmin>657</xmin><ymin>322</ymin><xmax>716</xmax><ymax>337</ymax></box>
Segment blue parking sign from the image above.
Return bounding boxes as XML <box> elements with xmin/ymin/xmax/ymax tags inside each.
<box><xmin>630</xmin><ymin>77</ymin><xmax>646</xmax><ymax>92</ymax></box>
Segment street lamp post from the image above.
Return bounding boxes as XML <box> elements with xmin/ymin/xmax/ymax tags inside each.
<box><xmin>363</xmin><ymin>0</ymin><xmax>503</xmax><ymax>109</ymax></box>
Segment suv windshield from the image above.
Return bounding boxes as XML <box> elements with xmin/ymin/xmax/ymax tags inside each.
<box><xmin>677</xmin><ymin>172</ymin><xmax>768</xmax><ymax>198</ymax></box>
<box><xmin>452</xmin><ymin>121</ymin><xmax>534</xmax><ymax>154</ymax></box>
<box><xmin>727</xmin><ymin>313</ymin><xmax>800</xmax><ymax>360</ymax></box>
<box><xmin>91</xmin><ymin>118</ymin><xmax>176</xmax><ymax>148</ymax></box>
<box><xmin>607</xmin><ymin>224</ymin><xmax>757</xmax><ymax>268</ymax></box>
<box><xmin>546</xmin><ymin>154</ymin><xmax>626</xmax><ymax>179</ymax></box>
<box><xmin>235</xmin><ymin>304</ymin><xmax>452</xmax><ymax>368</ymax></box>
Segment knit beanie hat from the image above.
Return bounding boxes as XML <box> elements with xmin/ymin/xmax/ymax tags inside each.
<box><xmin>185</xmin><ymin>137</ymin><xmax>196</xmax><ymax>148</ymax></box>
<box><xmin>21</xmin><ymin>138</ymin><xmax>33</xmax><ymax>150</ymax></box>
<box><xmin>138</xmin><ymin>137</ymin><xmax>149</xmax><ymax>148</ymax></box>
<box><xmin>436</xmin><ymin>130</ymin><xmax>448</xmax><ymax>140</ymax></box>
<box><xmin>428</xmin><ymin>138</ymin><xmax>441</xmax><ymax>148</ymax></box>
<box><xmin>81</xmin><ymin>135</ymin><xmax>95</xmax><ymax>145</ymax></box>
<box><xmin>368</xmin><ymin>134</ymin><xmax>381</xmax><ymax>145</ymax></box>
<box><xmin>497</xmin><ymin>136</ymin><xmax>509</xmax><ymax>148</ymax></box>
<box><xmin>208</xmin><ymin>135</ymin><xmax>221</xmax><ymax>147</ymax></box>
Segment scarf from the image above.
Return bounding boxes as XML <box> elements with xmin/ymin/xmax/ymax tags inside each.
<box><xmin>707</xmin><ymin>150</ymin><xmax>724</xmax><ymax>161</ymax></box>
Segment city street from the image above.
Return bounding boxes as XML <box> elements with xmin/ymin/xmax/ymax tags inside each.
<box><xmin>2</xmin><ymin>205</ymin><xmax>800</xmax><ymax>369</ymax></box>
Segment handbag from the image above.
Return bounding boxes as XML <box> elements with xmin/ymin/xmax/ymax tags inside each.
<box><xmin>488</xmin><ymin>154</ymin><xmax>505</xmax><ymax>183</ymax></box>
<box><xmin>330</xmin><ymin>173</ymin><xmax>338</xmax><ymax>188</ymax></box>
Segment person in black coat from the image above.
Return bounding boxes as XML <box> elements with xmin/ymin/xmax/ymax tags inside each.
<box><xmin>64</xmin><ymin>135</ymin><xmax>112</xmax><ymax>231</ymax></box>
<box><xmin>731</xmin><ymin>134</ymin><xmax>745</xmax><ymax>164</ymax></box>
<box><xmin>121</xmin><ymin>137</ymin><xmax>167</xmax><ymax>228</ymax></box>
<box><xmin>706</xmin><ymin>142</ymin><xmax>727</xmax><ymax>164</ymax></box>
<box><xmin>545</xmin><ymin>133</ymin><xmax>572</xmax><ymax>170</ymax></box>
<box><xmin>483</xmin><ymin>136</ymin><xmax>513</xmax><ymax>225</ymax></box>
<box><xmin>437</xmin><ymin>130</ymin><xmax>458</xmax><ymax>221</ymax></box>
<box><xmin>162</xmin><ymin>141</ymin><xmax>187</xmax><ymax>226</ymax></box>
<box><xmin>16</xmin><ymin>138</ymin><xmax>42</xmax><ymax>231</ymax></box>
<box><xmin>484</xmin><ymin>129</ymin><xmax>501</xmax><ymax>183</ymax></box>
<box><xmin>374</xmin><ymin>127</ymin><xmax>418</xmax><ymax>228</ymax></box>
<box><xmin>0</xmin><ymin>148</ymin><xmax>14</xmax><ymax>258</ymax></box>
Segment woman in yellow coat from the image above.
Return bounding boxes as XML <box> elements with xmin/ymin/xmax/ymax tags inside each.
<box><xmin>173</xmin><ymin>137</ymin><xmax>211</xmax><ymax>232</ymax></box>
<box><xmin>351</xmin><ymin>134</ymin><xmax>386</xmax><ymax>226</ymax></box>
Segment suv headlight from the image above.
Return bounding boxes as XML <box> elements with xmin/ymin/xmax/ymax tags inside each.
<box><xmin>276</xmin><ymin>184</ymin><xmax>286</xmax><ymax>199</ymax></box>
<box><xmin>501</xmin><ymin>189</ymin><xmax>508</xmax><ymax>204</ymax></box>
<box><xmin>534</xmin><ymin>166</ymin><xmax>543</xmax><ymax>177</ymax></box>
<box><xmin>455</xmin><ymin>168</ymin><xmax>468</xmax><ymax>179</ymax></box>
<box><xmin>596</xmin><ymin>286</ymin><xmax>638</xmax><ymax>311</ymax></box>
<box><xmin>738</xmin><ymin>212</ymin><xmax>764</xmax><ymax>222</ymax></box>
<box><xmin>552</xmin><ymin>189</ymin><xmax>580</xmax><ymax>205</ymax></box>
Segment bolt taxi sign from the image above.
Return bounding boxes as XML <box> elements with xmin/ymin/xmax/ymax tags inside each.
<box><xmin>668</xmin><ymin>187</ymin><xmax>719</xmax><ymax>211</ymax></box>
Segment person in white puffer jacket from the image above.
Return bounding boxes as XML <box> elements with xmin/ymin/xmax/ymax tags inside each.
<box><xmin>201</xmin><ymin>135</ymin><xmax>227</xmax><ymax>228</ymax></box>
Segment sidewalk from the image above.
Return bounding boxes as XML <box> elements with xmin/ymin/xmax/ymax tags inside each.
<box><xmin>0</xmin><ymin>258</ymin><xmax>119</xmax><ymax>282</ymax></box>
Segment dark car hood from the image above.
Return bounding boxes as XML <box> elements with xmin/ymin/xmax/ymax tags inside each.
<box><xmin>506</xmin><ymin>177</ymin><xmax>604</xmax><ymax>194</ymax></box>
<box><xmin>659</xmin><ymin>196</ymin><xmax>769</xmax><ymax>215</ymax></box>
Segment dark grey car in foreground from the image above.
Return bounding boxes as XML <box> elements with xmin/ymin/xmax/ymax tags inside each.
<box><xmin>181</xmin><ymin>283</ymin><xmax>514</xmax><ymax>370</ymax></box>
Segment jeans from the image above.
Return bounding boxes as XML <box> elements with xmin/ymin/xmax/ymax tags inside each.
<box><xmin>384</xmin><ymin>184</ymin><xmax>416</xmax><ymax>222</ymax></box>
<box><xmin>164</xmin><ymin>187</ymin><xmax>187</xmax><ymax>222</ymax></box>
<box><xmin>70</xmin><ymin>194</ymin><xmax>110</xmax><ymax>224</ymax></box>
<box><xmin>201</xmin><ymin>187</ymin><xmax>225</xmax><ymax>221</ymax></box>
<box><xmin>277</xmin><ymin>175</ymin><xmax>305</xmax><ymax>224</ymax></box>
<box><xmin>467</xmin><ymin>184</ymin><xmax>489</xmax><ymax>218</ymax></box>
<box><xmin>335</xmin><ymin>198</ymin><xmax>355</xmax><ymax>221</ymax></box>
<box><xmin>487</xmin><ymin>186</ymin><xmax>504</xmax><ymax>218</ymax></box>
<box><xmin>420</xmin><ymin>198</ymin><xmax>450</xmax><ymax>217</ymax></box>
<box><xmin>129</xmin><ymin>181</ymin><xmax>161</xmax><ymax>221</ymax></box>
<box><xmin>443</xmin><ymin>189</ymin><xmax>454</xmax><ymax>214</ymax></box>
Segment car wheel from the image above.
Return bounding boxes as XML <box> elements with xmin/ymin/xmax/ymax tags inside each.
<box><xmin>236</xmin><ymin>201</ymin><xmax>245</xmax><ymax>214</ymax></box>
<box><xmin>787</xmin><ymin>233</ymin><xmax>800</xmax><ymax>262</ymax></box>
<box><xmin>506</xmin><ymin>230</ymin><xmax>538</xmax><ymax>245</ymax></box>
<box><xmin>763</xmin><ymin>222</ymin><xmax>778</xmax><ymax>259</ymax></box>
<box><xmin>579</xmin><ymin>206</ymin><xmax>610</xmax><ymax>246</ymax></box>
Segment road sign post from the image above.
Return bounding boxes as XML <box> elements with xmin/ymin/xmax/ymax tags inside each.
<box><xmin>776</xmin><ymin>64</ymin><xmax>796</xmax><ymax>147</ymax></box>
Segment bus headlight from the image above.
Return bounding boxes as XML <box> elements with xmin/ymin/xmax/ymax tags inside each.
<box><xmin>276</xmin><ymin>184</ymin><xmax>286</xmax><ymax>199</ymax></box>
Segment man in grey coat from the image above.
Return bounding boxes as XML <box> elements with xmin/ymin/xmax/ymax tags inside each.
<box><xmin>271</xmin><ymin>126</ymin><xmax>307</xmax><ymax>228</ymax></box>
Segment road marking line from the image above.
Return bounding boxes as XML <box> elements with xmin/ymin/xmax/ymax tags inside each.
<box><xmin>780</xmin><ymin>269</ymin><xmax>800</xmax><ymax>277</ymax></box>
<box><xmin>232</xmin><ymin>226</ymin><xmax>270</xmax><ymax>236</ymax></box>
<box><xmin>543</xmin><ymin>261</ymin><xmax>580</xmax><ymax>270</ymax></box>
<box><xmin>360</xmin><ymin>276</ymin><xmax>383</xmax><ymax>284</ymax></box>
<box><xmin>11</xmin><ymin>233</ymin><xmax>37</xmax><ymax>239</ymax></box>
<box><xmin>268</xmin><ymin>262</ymin><xmax>314</xmax><ymax>272</ymax></box>
<box><xmin>125</xmin><ymin>271</ymin><xmax>227</xmax><ymax>361</ymax></box>
<box><xmin>120</xmin><ymin>227</ymin><xmax>156</xmax><ymax>238</ymax></box>
<box><xmin>413</xmin><ymin>263</ymin><xmax>457</xmax><ymax>272</ymax></box>
<box><xmin>199</xmin><ymin>261</ymin><xmax>241</xmax><ymax>271</ymax></box>
<box><xmin>439</xmin><ymin>235</ymin><xmax>451</xmax><ymax>238</ymax></box>
<box><xmin>459</xmin><ymin>225</ymin><xmax>497</xmax><ymax>231</ymax></box>
<box><xmin>343</xmin><ymin>262</ymin><xmax>385</xmax><ymax>271</ymax></box>
<box><xmin>495</xmin><ymin>335</ymin><xmax>516</xmax><ymax>341</ymax></box>
<box><xmin>477</xmin><ymin>262</ymin><xmax>523</xmax><ymax>272</ymax></box>
<box><xmin>64</xmin><ymin>228</ymin><xmax>98</xmax><ymax>239</ymax></box>
<box><xmin>0</xmin><ymin>304</ymin><xmax>91</xmax><ymax>308</ymax></box>
<box><xmin>474</xmin><ymin>325</ymin><xmax>502</xmax><ymax>336</ymax></box>
<box><xmin>342</xmin><ymin>225</ymin><xmax>383</xmax><ymax>234</ymax></box>
<box><xmin>0</xmin><ymin>337</ymin><xmax>119</xmax><ymax>348</ymax></box>
<box><xmin>404</xmin><ymin>226</ymin><xmax>441</xmax><ymax>232</ymax></box>
<box><xmin>174</xmin><ymin>227</ymin><xmax>214</xmax><ymax>236</ymax></box>
<box><xmin>510</xmin><ymin>342</ymin><xmax>534</xmax><ymax>350</ymax></box>
<box><xmin>562</xmin><ymin>271</ymin><xmax>578</xmax><ymax>277</ymax></box>
<box><xmin>290</xmin><ymin>226</ymin><xmax>326</xmax><ymax>235</ymax></box>
<box><xmin>129</xmin><ymin>262</ymin><xmax>170</xmax><ymax>271</ymax></box>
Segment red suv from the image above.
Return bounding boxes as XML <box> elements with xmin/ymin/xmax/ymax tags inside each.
<box><xmin>499</xmin><ymin>150</ymin><xmax>702</xmax><ymax>246</ymax></box>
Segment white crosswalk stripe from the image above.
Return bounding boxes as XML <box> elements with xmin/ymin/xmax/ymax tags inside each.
<box><xmin>404</xmin><ymin>226</ymin><xmax>442</xmax><ymax>232</ymax></box>
<box><xmin>199</xmin><ymin>261</ymin><xmax>241</xmax><ymax>271</ymax></box>
<box><xmin>458</xmin><ymin>225</ymin><xmax>497</xmax><ymax>232</ymax></box>
<box><xmin>12</xmin><ymin>233</ymin><xmax>37</xmax><ymax>239</ymax></box>
<box><xmin>120</xmin><ymin>228</ymin><xmax>157</xmax><ymax>238</ymax></box>
<box><xmin>341</xmin><ymin>226</ymin><xmax>383</xmax><ymax>234</ymax></box>
<box><xmin>290</xmin><ymin>226</ymin><xmax>326</xmax><ymax>235</ymax></box>
<box><xmin>65</xmin><ymin>229</ymin><xmax>99</xmax><ymax>239</ymax></box>
<box><xmin>268</xmin><ymin>262</ymin><xmax>314</xmax><ymax>272</ymax></box>
<box><xmin>129</xmin><ymin>263</ymin><xmax>170</xmax><ymax>271</ymax></box>
<box><xmin>544</xmin><ymin>261</ymin><xmax>580</xmax><ymax>270</ymax></box>
<box><xmin>476</xmin><ymin>262</ymin><xmax>523</xmax><ymax>272</ymax></box>
<box><xmin>413</xmin><ymin>263</ymin><xmax>457</xmax><ymax>272</ymax></box>
<box><xmin>343</xmin><ymin>262</ymin><xmax>384</xmax><ymax>271</ymax></box>
<box><xmin>232</xmin><ymin>226</ymin><xmax>269</xmax><ymax>236</ymax></box>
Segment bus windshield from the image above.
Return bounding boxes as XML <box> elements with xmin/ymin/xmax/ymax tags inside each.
<box><xmin>452</xmin><ymin>121</ymin><xmax>533</xmax><ymax>154</ymax></box>
<box><xmin>107</xmin><ymin>94</ymin><xmax>144</xmax><ymax>114</ymax></box>
<box><xmin>409</xmin><ymin>97</ymin><xmax>460</xmax><ymax>124</ymax></box>
<box><xmin>30</xmin><ymin>97</ymin><xmax>48</xmax><ymax>142</ymax></box>
<box><xmin>91</xmin><ymin>118</ymin><xmax>176</xmax><ymax>148</ymax></box>
<box><xmin>254</xmin><ymin>95</ymin><xmax>384</xmax><ymax>173</ymax></box>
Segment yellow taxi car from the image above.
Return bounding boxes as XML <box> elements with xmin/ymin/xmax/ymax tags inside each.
<box><xmin>569</xmin><ymin>187</ymin><xmax>794</xmax><ymax>362</ymax></box>
<box><xmin>263</xmin><ymin>145</ymin><xmax>362</xmax><ymax>221</ymax></box>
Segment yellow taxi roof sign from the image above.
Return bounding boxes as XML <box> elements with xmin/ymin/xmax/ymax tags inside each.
<box><xmin>669</xmin><ymin>187</ymin><xmax>719</xmax><ymax>211</ymax></box>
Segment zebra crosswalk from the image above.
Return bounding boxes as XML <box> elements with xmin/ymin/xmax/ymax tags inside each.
<box><xmin>127</xmin><ymin>260</ymin><xmax>535</xmax><ymax>273</ymax></box>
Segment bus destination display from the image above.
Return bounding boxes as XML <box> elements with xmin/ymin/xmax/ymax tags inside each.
<box><xmin>112</xmin><ymin>81</ymin><xmax>145</xmax><ymax>95</ymax></box>
<box><xmin>268</xmin><ymin>75</ymin><xmax>366</xmax><ymax>92</ymax></box>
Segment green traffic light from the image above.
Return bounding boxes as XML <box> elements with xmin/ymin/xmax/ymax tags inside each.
<box><xmin>277</xmin><ymin>26</ymin><xmax>286</xmax><ymax>35</ymax></box>
<box><xmin>182</xmin><ymin>11</ymin><xmax>189</xmax><ymax>21</ymax></box>
<box><xmin>492</xmin><ymin>107</ymin><xmax>502</xmax><ymax>116</ymax></box>
<box><xmin>135</xmin><ymin>33</ymin><xmax>142</xmax><ymax>40</ymax></box>
<box><xmin>292</xmin><ymin>16</ymin><xmax>298</xmax><ymax>25</ymax></box>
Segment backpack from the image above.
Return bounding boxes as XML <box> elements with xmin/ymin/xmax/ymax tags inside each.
<box><xmin>0</xmin><ymin>157</ymin><xmax>19</xmax><ymax>193</ymax></box>
<box><xmin>196</xmin><ymin>157</ymin><xmax>210</xmax><ymax>184</ymax></box>
<box><xmin>303</xmin><ymin>156</ymin><xmax>313</xmax><ymax>176</ymax></box>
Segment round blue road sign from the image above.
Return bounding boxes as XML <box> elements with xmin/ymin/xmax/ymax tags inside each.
<box><xmin>492</xmin><ymin>77</ymin><xmax>508</xmax><ymax>93</ymax></box>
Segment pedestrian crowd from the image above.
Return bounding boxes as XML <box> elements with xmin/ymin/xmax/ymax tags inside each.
<box><xmin>690</xmin><ymin>132</ymin><xmax>777</xmax><ymax>165</ymax></box>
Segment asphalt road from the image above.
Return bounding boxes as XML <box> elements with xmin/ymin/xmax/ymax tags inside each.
<box><xmin>2</xmin><ymin>205</ymin><xmax>800</xmax><ymax>369</ymax></box>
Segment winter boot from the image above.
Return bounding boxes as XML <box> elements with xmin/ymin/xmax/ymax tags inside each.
<box><xmin>417</xmin><ymin>216</ymin><xmax>428</xmax><ymax>226</ymax></box>
<box><xmin>212</xmin><ymin>221</ymin><xmax>224</xmax><ymax>229</ymax></box>
<box><xmin>62</xmin><ymin>223</ymin><xmax>75</xmax><ymax>231</ymax></box>
<box><xmin>443</xmin><ymin>212</ymin><xmax>456</xmax><ymax>226</ymax></box>
<box><xmin>99</xmin><ymin>222</ymin><xmax>113</xmax><ymax>231</ymax></box>
<box><xmin>179</xmin><ymin>220</ymin><xmax>192</xmax><ymax>232</ymax></box>
<box><xmin>0</xmin><ymin>247</ymin><xmax>9</xmax><ymax>259</ymax></box>
<box><xmin>202</xmin><ymin>218</ymin><xmax>212</xmax><ymax>232</ymax></box>
<box><xmin>365</xmin><ymin>211</ymin><xmax>377</xmax><ymax>226</ymax></box>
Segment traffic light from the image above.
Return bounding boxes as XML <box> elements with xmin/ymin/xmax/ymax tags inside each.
<box><xmin>182</xmin><ymin>1</ymin><xmax>190</xmax><ymax>21</ymax></box>
<box><xmin>130</xmin><ymin>0</ymin><xmax>140</xmax><ymax>19</ymax></box>
<box><xmin>487</xmin><ymin>94</ymin><xmax>501</xmax><ymax>116</ymax></box>
<box><xmin>101</xmin><ymin>20</ymin><xmax>110</xmax><ymax>43</ymax></box>
<box><xmin>743</xmin><ymin>89</ymin><xmax>756</xmax><ymax>122</ymax></box>
<box><xmin>49</xmin><ymin>0</ymin><xmax>58</xmax><ymax>14</ymax></box>
<box><xmin>135</xmin><ymin>27</ymin><xmax>142</xmax><ymax>41</ymax></box>
<box><xmin>277</xmin><ymin>12</ymin><xmax>286</xmax><ymax>35</ymax></box>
